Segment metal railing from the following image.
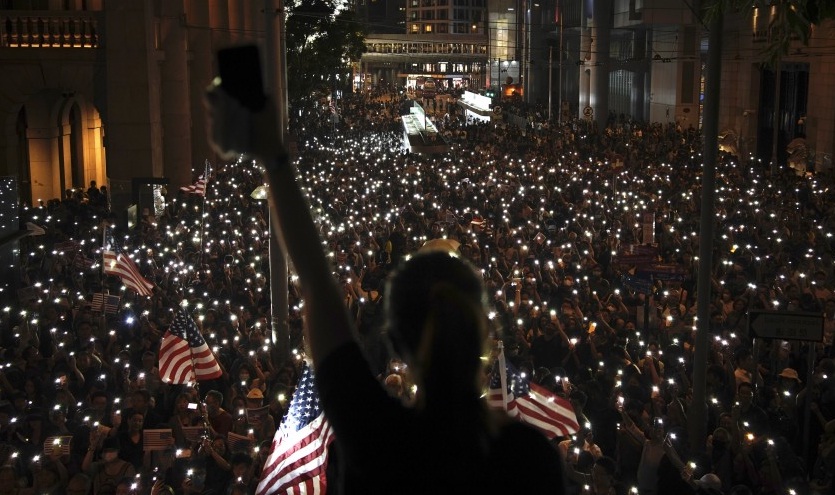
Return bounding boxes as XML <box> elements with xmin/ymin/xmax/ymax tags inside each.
<box><xmin>0</xmin><ymin>11</ymin><xmax>102</xmax><ymax>48</ymax></box>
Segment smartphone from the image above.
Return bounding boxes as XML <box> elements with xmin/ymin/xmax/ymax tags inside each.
<box><xmin>216</xmin><ymin>44</ymin><xmax>266</xmax><ymax>111</ymax></box>
<box><xmin>187</xmin><ymin>403</ymin><xmax>198</xmax><ymax>411</ymax></box>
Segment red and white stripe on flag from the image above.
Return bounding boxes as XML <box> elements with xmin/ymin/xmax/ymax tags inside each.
<box><xmin>256</xmin><ymin>363</ymin><xmax>333</xmax><ymax>495</ymax></box>
<box><xmin>143</xmin><ymin>429</ymin><xmax>174</xmax><ymax>451</ymax></box>
<box><xmin>256</xmin><ymin>414</ymin><xmax>333</xmax><ymax>495</ymax></box>
<box><xmin>180</xmin><ymin>177</ymin><xmax>207</xmax><ymax>196</ymax></box>
<box><xmin>158</xmin><ymin>308</ymin><xmax>222</xmax><ymax>384</ymax></box>
<box><xmin>43</xmin><ymin>436</ymin><xmax>72</xmax><ymax>457</ymax></box>
<box><xmin>182</xmin><ymin>426</ymin><xmax>204</xmax><ymax>443</ymax></box>
<box><xmin>487</xmin><ymin>352</ymin><xmax>579</xmax><ymax>439</ymax></box>
<box><xmin>515</xmin><ymin>382</ymin><xmax>579</xmax><ymax>438</ymax></box>
<box><xmin>102</xmin><ymin>250</ymin><xmax>154</xmax><ymax>296</ymax></box>
<box><xmin>227</xmin><ymin>431</ymin><xmax>254</xmax><ymax>453</ymax></box>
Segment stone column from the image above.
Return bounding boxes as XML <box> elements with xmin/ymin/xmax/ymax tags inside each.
<box><xmin>159</xmin><ymin>0</ymin><xmax>192</xmax><ymax>188</ymax></box>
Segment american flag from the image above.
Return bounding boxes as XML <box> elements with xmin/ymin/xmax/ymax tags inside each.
<box><xmin>181</xmin><ymin>426</ymin><xmax>205</xmax><ymax>443</ymax></box>
<box><xmin>256</xmin><ymin>362</ymin><xmax>334</xmax><ymax>495</ymax></box>
<box><xmin>43</xmin><ymin>436</ymin><xmax>72</xmax><ymax>456</ymax></box>
<box><xmin>103</xmin><ymin>250</ymin><xmax>154</xmax><ymax>296</ymax></box>
<box><xmin>90</xmin><ymin>292</ymin><xmax>121</xmax><ymax>314</ymax></box>
<box><xmin>73</xmin><ymin>251</ymin><xmax>94</xmax><ymax>272</ymax></box>
<box><xmin>487</xmin><ymin>347</ymin><xmax>579</xmax><ymax>439</ymax></box>
<box><xmin>158</xmin><ymin>308</ymin><xmax>222</xmax><ymax>384</ymax></box>
<box><xmin>53</xmin><ymin>239</ymin><xmax>80</xmax><ymax>254</ymax></box>
<box><xmin>180</xmin><ymin>176</ymin><xmax>207</xmax><ymax>196</ymax></box>
<box><xmin>143</xmin><ymin>429</ymin><xmax>174</xmax><ymax>451</ymax></box>
<box><xmin>227</xmin><ymin>431</ymin><xmax>254</xmax><ymax>453</ymax></box>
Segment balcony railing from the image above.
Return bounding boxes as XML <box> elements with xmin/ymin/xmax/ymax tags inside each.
<box><xmin>1</xmin><ymin>11</ymin><xmax>102</xmax><ymax>48</ymax></box>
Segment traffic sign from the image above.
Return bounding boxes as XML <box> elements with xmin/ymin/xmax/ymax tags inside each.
<box><xmin>748</xmin><ymin>310</ymin><xmax>824</xmax><ymax>342</ymax></box>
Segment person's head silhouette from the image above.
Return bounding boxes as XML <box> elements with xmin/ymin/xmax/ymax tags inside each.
<box><xmin>384</xmin><ymin>250</ymin><xmax>488</xmax><ymax>408</ymax></box>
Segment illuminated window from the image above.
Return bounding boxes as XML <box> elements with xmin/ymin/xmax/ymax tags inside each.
<box><xmin>411</xmin><ymin>23</ymin><xmax>420</xmax><ymax>33</ymax></box>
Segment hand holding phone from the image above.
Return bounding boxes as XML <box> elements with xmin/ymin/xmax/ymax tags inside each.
<box><xmin>216</xmin><ymin>45</ymin><xmax>266</xmax><ymax>112</ymax></box>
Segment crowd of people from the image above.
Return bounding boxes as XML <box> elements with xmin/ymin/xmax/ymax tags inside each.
<box><xmin>0</xmin><ymin>88</ymin><xmax>834</xmax><ymax>494</ymax></box>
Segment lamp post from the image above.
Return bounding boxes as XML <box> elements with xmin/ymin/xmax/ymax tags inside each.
<box><xmin>263</xmin><ymin>0</ymin><xmax>290</xmax><ymax>362</ymax></box>
<box><xmin>558</xmin><ymin>10</ymin><xmax>564</xmax><ymax>124</ymax></box>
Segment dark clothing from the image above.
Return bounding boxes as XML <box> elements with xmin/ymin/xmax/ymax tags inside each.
<box><xmin>117</xmin><ymin>430</ymin><xmax>145</xmax><ymax>470</ymax></box>
<box><xmin>317</xmin><ymin>342</ymin><xmax>565</xmax><ymax>494</ymax></box>
<box><xmin>530</xmin><ymin>335</ymin><xmax>568</xmax><ymax>371</ymax></box>
<box><xmin>204</xmin><ymin>454</ymin><xmax>232</xmax><ymax>492</ymax></box>
<box><xmin>739</xmin><ymin>404</ymin><xmax>770</xmax><ymax>437</ymax></box>
<box><xmin>209</xmin><ymin>410</ymin><xmax>234</xmax><ymax>438</ymax></box>
<box><xmin>119</xmin><ymin>406</ymin><xmax>163</xmax><ymax>432</ymax></box>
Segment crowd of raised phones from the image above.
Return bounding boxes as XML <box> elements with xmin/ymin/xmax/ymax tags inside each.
<box><xmin>1</xmin><ymin>89</ymin><xmax>835</xmax><ymax>494</ymax></box>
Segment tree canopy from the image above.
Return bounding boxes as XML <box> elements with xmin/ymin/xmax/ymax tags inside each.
<box><xmin>706</xmin><ymin>0</ymin><xmax>835</xmax><ymax>65</ymax></box>
<box><xmin>285</xmin><ymin>0</ymin><xmax>367</xmax><ymax>102</ymax></box>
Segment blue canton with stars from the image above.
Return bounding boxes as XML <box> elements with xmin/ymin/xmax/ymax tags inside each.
<box><xmin>171</xmin><ymin>308</ymin><xmax>207</xmax><ymax>347</ymax></box>
<box><xmin>279</xmin><ymin>362</ymin><xmax>322</xmax><ymax>435</ymax></box>
<box><xmin>490</xmin><ymin>359</ymin><xmax>531</xmax><ymax>397</ymax></box>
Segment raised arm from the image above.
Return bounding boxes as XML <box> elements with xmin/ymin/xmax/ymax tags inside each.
<box><xmin>204</xmin><ymin>86</ymin><xmax>353</xmax><ymax>368</ymax></box>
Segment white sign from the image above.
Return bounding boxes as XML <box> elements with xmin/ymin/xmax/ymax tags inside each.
<box><xmin>748</xmin><ymin>311</ymin><xmax>824</xmax><ymax>341</ymax></box>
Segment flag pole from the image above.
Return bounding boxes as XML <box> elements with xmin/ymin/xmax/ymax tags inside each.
<box><xmin>101</xmin><ymin>221</ymin><xmax>107</xmax><ymax>290</ymax></box>
<box><xmin>197</xmin><ymin>160</ymin><xmax>210</xmax><ymax>274</ymax></box>
<box><xmin>182</xmin><ymin>307</ymin><xmax>212</xmax><ymax>437</ymax></box>
<box><xmin>497</xmin><ymin>341</ymin><xmax>509</xmax><ymax>412</ymax></box>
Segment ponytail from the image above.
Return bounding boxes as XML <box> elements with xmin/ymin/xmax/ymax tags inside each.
<box><xmin>416</xmin><ymin>282</ymin><xmax>487</xmax><ymax>404</ymax></box>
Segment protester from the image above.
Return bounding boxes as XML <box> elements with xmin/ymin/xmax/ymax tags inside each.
<box><xmin>205</xmin><ymin>78</ymin><xmax>566</xmax><ymax>492</ymax></box>
<box><xmin>0</xmin><ymin>85</ymin><xmax>833</xmax><ymax>493</ymax></box>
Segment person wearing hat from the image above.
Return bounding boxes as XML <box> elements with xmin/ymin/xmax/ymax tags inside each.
<box><xmin>245</xmin><ymin>388</ymin><xmax>263</xmax><ymax>402</ymax></box>
<box><xmin>778</xmin><ymin>367</ymin><xmax>802</xmax><ymax>385</ymax></box>
<box><xmin>230</xmin><ymin>387</ymin><xmax>275</xmax><ymax>445</ymax></box>
<box><xmin>776</xmin><ymin>367</ymin><xmax>804</xmax><ymax>430</ymax></box>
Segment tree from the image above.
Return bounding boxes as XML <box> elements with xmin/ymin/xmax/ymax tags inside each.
<box><xmin>705</xmin><ymin>0</ymin><xmax>835</xmax><ymax>67</ymax></box>
<box><xmin>285</xmin><ymin>0</ymin><xmax>367</xmax><ymax>103</ymax></box>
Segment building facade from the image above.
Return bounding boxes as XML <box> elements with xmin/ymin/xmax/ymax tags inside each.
<box><xmin>359</xmin><ymin>0</ymin><xmax>488</xmax><ymax>90</ymax></box>
<box><xmin>0</xmin><ymin>0</ymin><xmax>282</xmax><ymax>211</ymax></box>
<box><xmin>361</xmin><ymin>0</ymin><xmax>832</xmax><ymax>168</ymax></box>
